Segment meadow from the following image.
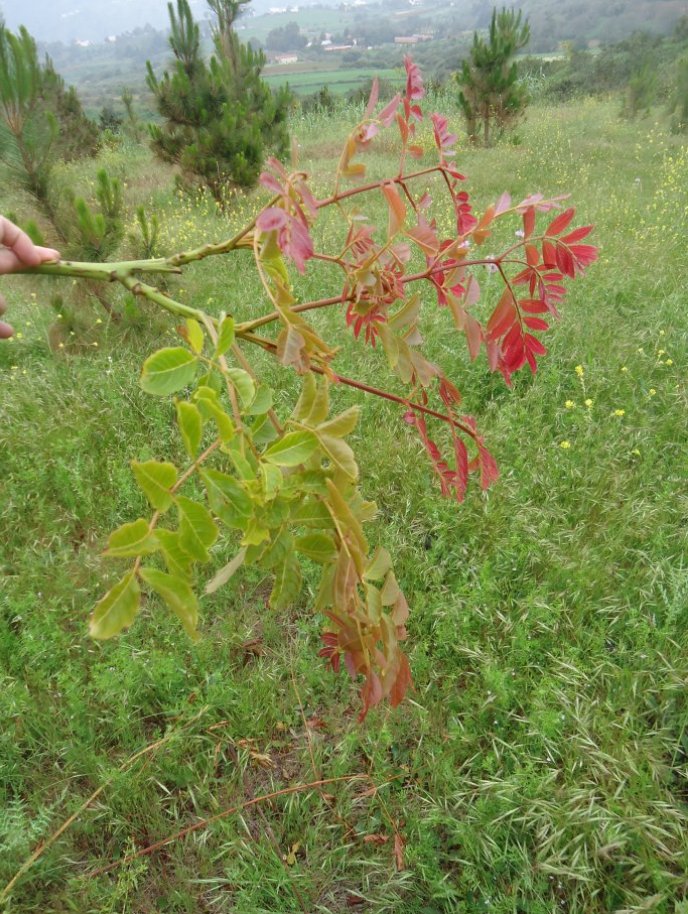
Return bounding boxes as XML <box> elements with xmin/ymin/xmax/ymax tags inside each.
<box><xmin>1</xmin><ymin>93</ymin><xmax>687</xmax><ymax>913</ymax></box>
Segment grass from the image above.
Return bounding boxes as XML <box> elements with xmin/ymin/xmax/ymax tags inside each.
<box><xmin>1</xmin><ymin>97</ymin><xmax>687</xmax><ymax>913</ymax></box>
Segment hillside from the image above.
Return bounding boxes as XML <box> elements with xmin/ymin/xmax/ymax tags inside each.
<box><xmin>2</xmin><ymin>0</ymin><xmax>686</xmax><ymax>48</ymax></box>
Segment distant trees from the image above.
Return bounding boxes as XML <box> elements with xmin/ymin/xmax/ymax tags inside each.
<box><xmin>669</xmin><ymin>54</ymin><xmax>688</xmax><ymax>131</ymax></box>
<box><xmin>456</xmin><ymin>7</ymin><xmax>530</xmax><ymax>146</ymax></box>
<box><xmin>265</xmin><ymin>21</ymin><xmax>307</xmax><ymax>52</ymax></box>
<box><xmin>0</xmin><ymin>20</ymin><xmax>98</xmax><ymax>213</ymax></box>
<box><xmin>147</xmin><ymin>0</ymin><xmax>291</xmax><ymax>202</ymax></box>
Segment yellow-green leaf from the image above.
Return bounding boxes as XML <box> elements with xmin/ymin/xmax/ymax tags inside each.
<box><xmin>246</xmin><ymin>385</ymin><xmax>273</xmax><ymax>417</ymax></box>
<box><xmin>225</xmin><ymin>368</ymin><xmax>255</xmax><ymax>407</ymax></box>
<box><xmin>364</xmin><ymin>547</ymin><xmax>392</xmax><ymax>581</ymax></box>
<box><xmin>317</xmin><ymin>433</ymin><xmax>358</xmax><ymax>481</ymax></box>
<box><xmin>261</xmin><ymin>462</ymin><xmax>283</xmax><ymax>500</ymax></box>
<box><xmin>177</xmin><ymin>495</ymin><xmax>218</xmax><ymax>562</ymax></box>
<box><xmin>176</xmin><ymin>401</ymin><xmax>203</xmax><ymax>458</ymax></box>
<box><xmin>264</xmin><ymin>431</ymin><xmax>318</xmax><ymax>467</ymax></box>
<box><xmin>205</xmin><ymin>547</ymin><xmax>247</xmax><ymax>595</ymax></box>
<box><xmin>270</xmin><ymin>548</ymin><xmax>302</xmax><ymax>609</ymax></box>
<box><xmin>295</xmin><ymin>532</ymin><xmax>337</xmax><ymax>564</ymax></box>
<box><xmin>140</xmin><ymin>347</ymin><xmax>197</xmax><ymax>396</ymax></box>
<box><xmin>200</xmin><ymin>469</ymin><xmax>252</xmax><ymax>528</ymax></box>
<box><xmin>215</xmin><ymin>314</ymin><xmax>235</xmax><ymax>357</ymax></box>
<box><xmin>317</xmin><ymin>406</ymin><xmax>360</xmax><ymax>439</ymax></box>
<box><xmin>140</xmin><ymin>567</ymin><xmax>200</xmax><ymax>640</ymax></box>
<box><xmin>90</xmin><ymin>573</ymin><xmax>140</xmax><ymax>640</ymax></box>
<box><xmin>157</xmin><ymin>529</ymin><xmax>193</xmax><ymax>577</ymax></box>
<box><xmin>132</xmin><ymin>460</ymin><xmax>178</xmax><ymax>512</ymax></box>
<box><xmin>105</xmin><ymin>518</ymin><xmax>158</xmax><ymax>558</ymax></box>
<box><xmin>185</xmin><ymin>318</ymin><xmax>204</xmax><ymax>354</ymax></box>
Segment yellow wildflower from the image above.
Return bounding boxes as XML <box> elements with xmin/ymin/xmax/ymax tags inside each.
<box><xmin>613</xmin><ymin>409</ymin><xmax>625</xmax><ymax>417</ymax></box>
<box><xmin>620</xmin><ymin>366</ymin><xmax>628</xmax><ymax>373</ymax></box>
<box><xmin>560</xmin><ymin>440</ymin><xmax>571</xmax><ymax>449</ymax></box>
<box><xmin>585</xmin><ymin>398</ymin><xmax>593</xmax><ymax>408</ymax></box>
<box><xmin>649</xmin><ymin>388</ymin><xmax>656</xmax><ymax>396</ymax></box>
<box><xmin>575</xmin><ymin>365</ymin><xmax>584</xmax><ymax>376</ymax></box>
<box><xmin>565</xmin><ymin>400</ymin><xmax>575</xmax><ymax>409</ymax></box>
<box><xmin>666</xmin><ymin>359</ymin><xmax>673</xmax><ymax>366</ymax></box>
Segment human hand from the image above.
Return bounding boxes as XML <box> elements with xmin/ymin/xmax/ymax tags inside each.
<box><xmin>0</xmin><ymin>216</ymin><xmax>60</xmax><ymax>339</ymax></box>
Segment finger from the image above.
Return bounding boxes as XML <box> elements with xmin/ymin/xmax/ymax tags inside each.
<box><xmin>0</xmin><ymin>216</ymin><xmax>42</xmax><ymax>267</ymax></box>
<box><xmin>0</xmin><ymin>248</ymin><xmax>22</xmax><ymax>272</ymax></box>
<box><xmin>35</xmin><ymin>245</ymin><xmax>61</xmax><ymax>262</ymax></box>
<box><xmin>0</xmin><ymin>292</ymin><xmax>13</xmax><ymax>336</ymax></box>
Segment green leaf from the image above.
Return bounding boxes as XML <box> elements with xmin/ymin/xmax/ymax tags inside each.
<box><xmin>105</xmin><ymin>518</ymin><xmax>159</xmax><ymax>558</ymax></box>
<box><xmin>242</xmin><ymin>520</ymin><xmax>270</xmax><ymax>547</ymax></box>
<box><xmin>140</xmin><ymin>347</ymin><xmax>197</xmax><ymax>396</ymax></box>
<box><xmin>317</xmin><ymin>433</ymin><xmax>358</xmax><ymax>481</ymax></box>
<box><xmin>264</xmin><ymin>431</ymin><xmax>318</xmax><ymax>467</ymax></box>
<box><xmin>140</xmin><ymin>567</ymin><xmax>200</xmax><ymax>640</ymax></box>
<box><xmin>194</xmin><ymin>387</ymin><xmax>234</xmax><ymax>441</ymax></box>
<box><xmin>251</xmin><ymin>413</ymin><xmax>279</xmax><ymax>447</ymax></box>
<box><xmin>205</xmin><ymin>547</ymin><xmax>247</xmax><ymax>595</ymax></box>
<box><xmin>200</xmin><ymin>469</ymin><xmax>252</xmax><ymax>528</ymax></box>
<box><xmin>215</xmin><ymin>315</ymin><xmax>235</xmax><ymax>357</ymax></box>
<box><xmin>246</xmin><ymin>385</ymin><xmax>273</xmax><ymax>416</ymax></box>
<box><xmin>364</xmin><ymin>547</ymin><xmax>392</xmax><ymax>581</ymax></box>
<box><xmin>176</xmin><ymin>401</ymin><xmax>203</xmax><ymax>459</ymax></box>
<box><xmin>325</xmin><ymin>479</ymin><xmax>367</xmax><ymax>573</ymax></box>
<box><xmin>132</xmin><ymin>460</ymin><xmax>178</xmax><ymax>512</ymax></box>
<box><xmin>270</xmin><ymin>547</ymin><xmax>302</xmax><ymax>610</ymax></box>
<box><xmin>225</xmin><ymin>368</ymin><xmax>255</xmax><ymax>407</ymax></box>
<box><xmin>261</xmin><ymin>462</ymin><xmax>283</xmax><ymax>500</ymax></box>
<box><xmin>90</xmin><ymin>573</ymin><xmax>140</xmax><ymax>640</ymax></box>
<box><xmin>317</xmin><ymin>406</ymin><xmax>360</xmax><ymax>439</ymax></box>
<box><xmin>291</xmin><ymin>497</ymin><xmax>334</xmax><ymax>528</ymax></box>
<box><xmin>295</xmin><ymin>532</ymin><xmax>337</xmax><ymax>564</ymax></box>
<box><xmin>157</xmin><ymin>529</ymin><xmax>193</xmax><ymax>577</ymax></box>
<box><xmin>293</xmin><ymin>374</ymin><xmax>329</xmax><ymax>425</ymax></box>
<box><xmin>176</xmin><ymin>495</ymin><xmax>218</xmax><ymax>562</ymax></box>
<box><xmin>185</xmin><ymin>318</ymin><xmax>204</xmax><ymax>354</ymax></box>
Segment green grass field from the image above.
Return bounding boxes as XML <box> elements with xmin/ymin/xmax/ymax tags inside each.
<box><xmin>1</xmin><ymin>96</ymin><xmax>687</xmax><ymax>913</ymax></box>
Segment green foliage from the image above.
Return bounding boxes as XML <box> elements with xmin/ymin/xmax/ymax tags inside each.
<box><xmin>2</xmin><ymin>95</ymin><xmax>688</xmax><ymax>913</ymax></box>
<box><xmin>457</xmin><ymin>6</ymin><xmax>531</xmax><ymax>146</ymax></box>
<box><xmin>669</xmin><ymin>53</ymin><xmax>688</xmax><ymax>131</ymax></box>
<box><xmin>147</xmin><ymin>0</ymin><xmax>291</xmax><ymax>200</ymax></box>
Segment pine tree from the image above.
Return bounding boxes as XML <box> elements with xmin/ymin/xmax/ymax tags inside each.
<box><xmin>147</xmin><ymin>0</ymin><xmax>290</xmax><ymax>202</ymax></box>
<box><xmin>456</xmin><ymin>7</ymin><xmax>530</xmax><ymax>147</ymax></box>
<box><xmin>0</xmin><ymin>21</ymin><xmax>98</xmax><ymax>209</ymax></box>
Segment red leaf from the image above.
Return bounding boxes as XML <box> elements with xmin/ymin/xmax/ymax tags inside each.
<box><xmin>256</xmin><ymin>207</ymin><xmax>287</xmax><ymax>232</ymax></box>
<box><xmin>365</xmin><ymin>77</ymin><xmax>379</xmax><ymax>119</ymax></box>
<box><xmin>542</xmin><ymin>239</ymin><xmax>557</xmax><ymax>267</ymax></box>
<box><xmin>478</xmin><ymin>445</ymin><xmax>499</xmax><ymax>490</ymax></box>
<box><xmin>545</xmin><ymin>207</ymin><xmax>575</xmax><ymax>237</ymax></box>
<box><xmin>381</xmin><ymin>182</ymin><xmax>407</xmax><ymax>236</ymax></box>
<box><xmin>525</xmin><ymin>244</ymin><xmax>539</xmax><ymax>266</ymax></box>
<box><xmin>523</xmin><ymin>207</ymin><xmax>535</xmax><ymax>239</ymax></box>
<box><xmin>524</xmin><ymin>316</ymin><xmax>549</xmax><ymax>330</ymax></box>
<box><xmin>394</xmin><ymin>832</ymin><xmax>406</xmax><ymax>871</ymax></box>
<box><xmin>560</xmin><ymin>224</ymin><xmax>593</xmax><ymax>244</ymax></box>
<box><xmin>525</xmin><ymin>333</ymin><xmax>546</xmax><ymax>355</ymax></box>
<box><xmin>555</xmin><ymin>243</ymin><xmax>575</xmax><ymax>278</ymax></box>
<box><xmin>390</xmin><ymin>652</ymin><xmax>412</xmax><ymax>708</ymax></box>
<box><xmin>378</xmin><ymin>94</ymin><xmax>401</xmax><ymax>126</ymax></box>
<box><xmin>520</xmin><ymin>298</ymin><xmax>549</xmax><ymax>314</ymax></box>
<box><xmin>487</xmin><ymin>290</ymin><xmax>516</xmax><ymax>340</ymax></box>
<box><xmin>465</xmin><ymin>313</ymin><xmax>483</xmax><ymax>361</ymax></box>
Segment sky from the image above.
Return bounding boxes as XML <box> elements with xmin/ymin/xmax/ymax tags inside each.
<box><xmin>0</xmin><ymin>0</ymin><xmax>296</xmax><ymax>43</ymax></box>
